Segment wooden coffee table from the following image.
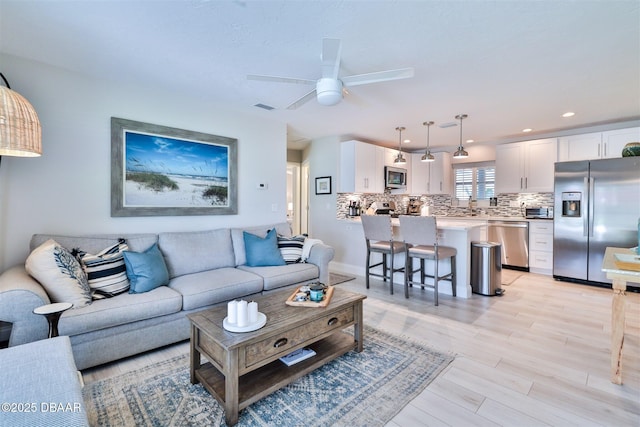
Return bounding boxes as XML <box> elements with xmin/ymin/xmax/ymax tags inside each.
<box><xmin>187</xmin><ymin>287</ymin><xmax>366</xmax><ymax>426</ymax></box>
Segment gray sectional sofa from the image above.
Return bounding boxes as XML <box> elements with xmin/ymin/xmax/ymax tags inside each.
<box><xmin>0</xmin><ymin>222</ymin><xmax>334</xmax><ymax>370</ymax></box>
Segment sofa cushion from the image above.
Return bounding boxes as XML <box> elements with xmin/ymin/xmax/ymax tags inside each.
<box><xmin>31</xmin><ymin>233</ymin><xmax>158</xmax><ymax>254</ymax></box>
<box><xmin>238</xmin><ymin>263</ymin><xmax>319</xmax><ymax>291</ymax></box>
<box><xmin>169</xmin><ymin>267</ymin><xmax>263</xmax><ymax>311</ymax></box>
<box><xmin>243</xmin><ymin>228</ymin><xmax>286</xmax><ymax>267</ymax></box>
<box><xmin>25</xmin><ymin>239</ymin><xmax>92</xmax><ymax>308</ymax></box>
<box><xmin>58</xmin><ymin>286</ymin><xmax>182</xmax><ymax>336</ymax></box>
<box><xmin>158</xmin><ymin>228</ymin><xmax>235</xmax><ymax>278</ymax></box>
<box><xmin>124</xmin><ymin>243</ymin><xmax>170</xmax><ymax>293</ymax></box>
<box><xmin>231</xmin><ymin>223</ymin><xmax>292</xmax><ymax>266</ymax></box>
<box><xmin>76</xmin><ymin>239</ymin><xmax>130</xmax><ymax>299</ymax></box>
<box><xmin>277</xmin><ymin>234</ymin><xmax>306</xmax><ymax>264</ymax></box>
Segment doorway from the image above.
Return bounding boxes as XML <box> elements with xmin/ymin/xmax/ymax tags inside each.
<box><xmin>286</xmin><ymin>163</ymin><xmax>301</xmax><ymax>235</ymax></box>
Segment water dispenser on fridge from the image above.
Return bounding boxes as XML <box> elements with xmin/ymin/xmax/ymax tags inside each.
<box><xmin>561</xmin><ymin>192</ymin><xmax>581</xmax><ymax>217</ymax></box>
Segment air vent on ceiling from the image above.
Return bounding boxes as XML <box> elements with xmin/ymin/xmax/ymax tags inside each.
<box><xmin>439</xmin><ymin>122</ymin><xmax>458</xmax><ymax>128</ymax></box>
<box><xmin>254</xmin><ymin>103</ymin><xmax>275</xmax><ymax>111</ymax></box>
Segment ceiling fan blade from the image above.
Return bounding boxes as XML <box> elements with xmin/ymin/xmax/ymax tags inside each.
<box><xmin>247</xmin><ymin>74</ymin><xmax>316</xmax><ymax>85</ymax></box>
<box><xmin>341</xmin><ymin>67</ymin><xmax>415</xmax><ymax>87</ymax></box>
<box><xmin>321</xmin><ymin>38</ymin><xmax>341</xmax><ymax>79</ymax></box>
<box><xmin>286</xmin><ymin>89</ymin><xmax>317</xmax><ymax>110</ymax></box>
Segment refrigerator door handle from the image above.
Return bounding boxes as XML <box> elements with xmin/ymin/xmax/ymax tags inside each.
<box><xmin>583</xmin><ymin>177</ymin><xmax>589</xmax><ymax>237</ymax></box>
<box><xmin>588</xmin><ymin>177</ymin><xmax>595</xmax><ymax>237</ymax></box>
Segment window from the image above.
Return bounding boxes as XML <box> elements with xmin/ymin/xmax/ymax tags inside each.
<box><xmin>454</xmin><ymin>164</ymin><xmax>495</xmax><ymax>201</ymax></box>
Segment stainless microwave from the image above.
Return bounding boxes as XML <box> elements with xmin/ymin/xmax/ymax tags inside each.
<box><xmin>384</xmin><ymin>166</ymin><xmax>407</xmax><ymax>189</ymax></box>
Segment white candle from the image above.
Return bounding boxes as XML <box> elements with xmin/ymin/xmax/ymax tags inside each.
<box><xmin>237</xmin><ymin>300</ymin><xmax>248</xmax><ymax>327</ymax></box>
<box><xmin>227</xmin><ymin>300</ymin><xmax>238</xmax><ymax>324</ymax></box>
<box><xmin>248</xmin><ymin>301</ymin><xmax>258</xmax><ymax>323</ymax></box>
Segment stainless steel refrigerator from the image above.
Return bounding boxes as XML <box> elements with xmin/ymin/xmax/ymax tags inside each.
<box><xmin>553</xmin><ymin>157</ymin><xmax>640</xmax><ymax>286</ymax></box>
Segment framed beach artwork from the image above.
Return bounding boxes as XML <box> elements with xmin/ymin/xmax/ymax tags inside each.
<box><xmin>111</xmin><ymin>117</ymin><xmax>238</xmax><ymax>216</ymax></box>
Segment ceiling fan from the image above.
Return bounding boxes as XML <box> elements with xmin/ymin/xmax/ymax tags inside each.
<box><xmin>247</xmin><ymin>38</ymin><xmax>414</xmax><ymax>110</ymax></box>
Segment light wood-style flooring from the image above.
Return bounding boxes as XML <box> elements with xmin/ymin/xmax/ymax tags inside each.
<box><xmin>83</xmin><ymin>272</ymin><xmax>640</xmax><ymax>426</ymax></box>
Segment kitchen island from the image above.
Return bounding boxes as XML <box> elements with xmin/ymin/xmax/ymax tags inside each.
<box><xmin>344</xmin><ymin>216</ymin><xmax>487</xmax><ymax>298</ymax></box>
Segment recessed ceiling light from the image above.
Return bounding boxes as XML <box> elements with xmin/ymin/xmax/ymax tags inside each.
<box><xmin>523</xmin><ymin>128</ymin><xmax>532</xmax><ymax>132</ymax></box>
<box><xmin>403</xmin><ymin>139</ymin><xmax>411</xmax><ymax>143</ymax></box>
<box><xmin>466</xmin><ymin>139</ymin><xmax>474</xmax><ymax>143</ymax></box>
<box><xmin>562</xmin><ymin>112</ymin><xmax>575</xmax><ymax>117</ymax></box>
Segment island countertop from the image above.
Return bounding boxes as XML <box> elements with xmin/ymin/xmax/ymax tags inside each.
<box><xmin>339</xmin><ymin>216</ymin><xmax>487</xmax><ymax>231</ymax></box>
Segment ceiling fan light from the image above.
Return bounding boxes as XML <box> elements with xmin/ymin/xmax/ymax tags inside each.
<box><xmin>316</xmin><ymin>78</ymin><xmax>343</xmax><ymax>106</ymax></box>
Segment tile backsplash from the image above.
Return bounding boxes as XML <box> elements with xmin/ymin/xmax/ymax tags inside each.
<box><xmin>337</xmin><ymin>191</ymin><xmax>554</xmax><ymax>219</ymax></box>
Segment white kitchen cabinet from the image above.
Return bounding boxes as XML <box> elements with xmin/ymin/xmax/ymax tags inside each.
<box><xmin>557</xmin><ymin>127</ymin><xmax>640</xmax><ymax>161</ymax></box>
<box><xmin>557</xmin><ymin>132</ymin><xmax>601</xmax><ymax>161</ymax></box>
<box><xmin>408</xmin><ymin>152</ymin><xmax>451</xmax><ymax>195</ymax></box>
<box><xmin>384</xmin><ymin>147</ymin><xmax>401</xmax><ymax>166</ymax></box>
<box><xmin>428</xmin><ymin>152</ymin><xmax>452</xmax><ymax>194</ymax></box>
<box><xmin>409</xmin><ymin>152</ymin><xmax>429</xmax><ymax>194</ymax></box>
<box><xmin>528</xmin><ymin>220</ymin><xmax>553</xmax><ymax>275</ymax></box>
<box><xmin>602</xmin><ymin>127</ymin><xmax>640</xmax><ymax>158</ymax></box>
<box><xmin>339</xmin><ymin>140</ymin><xmax>384</xmax><ymax>193</ymax></box>
<box><xmin>495</xmin><ymin>138</ymin><xmax>557</xmax><ymax>193</ymax></box>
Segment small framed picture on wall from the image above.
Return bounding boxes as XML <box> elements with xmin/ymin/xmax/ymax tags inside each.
<box><xmin>315</xmin><ymin>176</ymin><xmax>332</xmax><ymax>195</ymax></box>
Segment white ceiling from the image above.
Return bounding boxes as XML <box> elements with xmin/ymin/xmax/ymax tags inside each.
<box><xmin>1</xmin><ymin>0</ymin><xmax>639</xmax><ymax>152</ymax></box>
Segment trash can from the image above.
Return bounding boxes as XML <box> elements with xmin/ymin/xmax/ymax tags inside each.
<box><xmin>470</xmin><ymin>241</ymin><xmax>503</xmax><ymax>296</ymax></box>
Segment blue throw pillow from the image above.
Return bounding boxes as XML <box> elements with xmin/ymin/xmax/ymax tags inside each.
<box><xmin>123</xmin><ymin>243</ymin><xmax>170</xmax><ymax>293</ymax></box>
<box><xmin>243</xmin><ymin>228</ymin><xmax>286</xmax><ymax>267</ymax></box>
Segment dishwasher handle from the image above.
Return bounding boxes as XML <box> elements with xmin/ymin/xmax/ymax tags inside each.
<box><xmin>488</xmin><ymin>222</ymin><xmax>528</xmax><ymax>228</ymax></box>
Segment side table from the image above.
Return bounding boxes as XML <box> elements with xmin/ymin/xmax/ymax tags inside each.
<box><xmin>601</xmin><ymin>247</ymin><xmax>640</xmax><ymax>385</ymax></box>
<box><xmin>33</xmin><ymin>302</ymin><xmax>73</xmax><ymax>338</ymax></box>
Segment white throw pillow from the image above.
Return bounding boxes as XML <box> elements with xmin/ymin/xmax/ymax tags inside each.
<box><xmin>25</xmin><ymin>239</ymin><xmax>92</xmax><ymax>308</ymax></box>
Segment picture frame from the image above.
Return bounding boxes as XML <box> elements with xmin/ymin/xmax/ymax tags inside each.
<box><xmin>111</xmin><ymin>117</ymin><xmax>238</xmax><ymax>217</ymax></box>
<box><xmin>315</xmin><ymin>176</ymin><xmax>332</xmax><ymax>195</ymax></box>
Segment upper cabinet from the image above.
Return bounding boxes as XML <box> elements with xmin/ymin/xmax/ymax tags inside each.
<box><xmin>428</xmin><ymin>152</ymin><xmax>452</xmax><ymax>195</ymax></box>
<box><xmin>410</xmin><ymin>153</ymin><xmax>429</xmax><ymax>194</ymax></box>
<box><xmin>339</xmin><ymin>140</ymin><xmax>384</xmax><ymax>193</ymax></box>
<box><xmin>409</xmin><ymin>152</ymin><xmax>451</xmax><ymax>195</ymax></box>
<box><xmin>495</xmin><ymin>138</ymin><xmax>557</xmax><ymax>194</ymax></box>
<box><xmin>557</xmin><ymin>127</ymin><xmax>640</xmax><ymax>161</ymax></box>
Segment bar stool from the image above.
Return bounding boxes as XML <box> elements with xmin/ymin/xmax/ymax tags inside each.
<box><xmin>361</xmin><ymin>214</ymin><xmax>405</xmax><ymax>295</ymax></box>
<box><xmin>399</xmin><ymin>215</ymin><xmax>457</xmax><ymax>305</ymax></box>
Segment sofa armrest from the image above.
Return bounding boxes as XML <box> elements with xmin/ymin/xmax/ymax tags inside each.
<box><xmin>305</xmin><ymin>243</ymin><xmax>335</xmax><ymax>285</ymax></box>
<box><xmin>0</xmin><ymin>265</ymin><xmax>50</xmax><ymax>346</ymax></box>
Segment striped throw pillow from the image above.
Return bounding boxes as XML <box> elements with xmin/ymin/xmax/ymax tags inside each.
<box><xmin>77</xmin><ymin>239</ymin><xmax>130</xmax><ymax>298</ymax></box>
<box><xmin>277</xmin><ymin>234</ymin><xmax>307</xmax><ymax>264</ymax></box>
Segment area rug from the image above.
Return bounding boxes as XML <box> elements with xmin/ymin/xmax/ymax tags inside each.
<box><xmin>329</xmin><ymin>272</ymin><xmax>356</xmax><ymax>285</ymax></box>
<box><xmin>83</xmin><ymin>326</ymin><xmax>453</xmax><ymax>427</ymax></box>
<box><xmin>502</xmin><ymin>269</ymin><xmax>523</xmax><ymax>285</ymax></box>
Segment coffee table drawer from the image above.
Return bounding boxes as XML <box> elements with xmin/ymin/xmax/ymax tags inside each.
<box><xmin>244</xmin><ymin>307</ymin><xmax>354</xmax><ymax>367</ymax></box>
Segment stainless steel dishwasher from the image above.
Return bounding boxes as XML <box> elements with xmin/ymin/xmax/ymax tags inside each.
<box><xmin>488</xmin><ymin>220</ymin><xmax>529</xmax><ymax>271</ymax></box>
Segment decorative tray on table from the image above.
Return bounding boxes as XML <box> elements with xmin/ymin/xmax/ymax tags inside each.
<box><xmin>614</xmin><ymin>253</ymin><xmax>640</xmax><ymax>272</ymax></box>
<box><xmin>285</xmin><ymin>285</ymin><xmax>335</xmax><ymax>308</ymax></box>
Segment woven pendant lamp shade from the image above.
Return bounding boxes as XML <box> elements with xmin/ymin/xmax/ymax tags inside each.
<box><xmin>0</xmin><ymin>86</ymin><xmax>42</xmax><ymax>157</ymax></box>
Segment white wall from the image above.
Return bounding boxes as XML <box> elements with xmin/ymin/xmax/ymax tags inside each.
<box><xmin>306</xmin><ymin>136</ymin><xmax>368</xmax><ymax>276</ymax></box>
<box><xmin>0</xmin><ymin>54</ymin><xmax>287</xmax><ymax>270</ymax></box>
